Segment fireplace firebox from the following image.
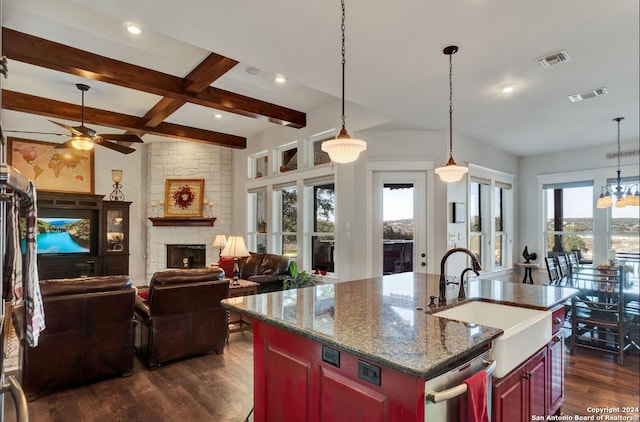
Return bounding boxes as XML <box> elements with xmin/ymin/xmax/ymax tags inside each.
<box><xmin>166</xmin><ymin>244</ymin><xmax>206</xmax><ymax>269</ymax></box>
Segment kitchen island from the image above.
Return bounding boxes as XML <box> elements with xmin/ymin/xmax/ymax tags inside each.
<box><xmin>222</xmin><ymin>272</ymin><xmax>577</xmax><ymax>421</ymax></box>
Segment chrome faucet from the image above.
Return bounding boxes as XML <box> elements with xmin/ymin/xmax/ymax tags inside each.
<box><xmin>438</xmin><ymin>247</ymin><xmax>482</xmax><ymax>304</ymax></box>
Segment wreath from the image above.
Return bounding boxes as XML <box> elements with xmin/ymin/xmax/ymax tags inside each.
<box><xmin>172</xmin><ymin>184</ymin><xmax>195</xmax><ymax>209</ymax></box>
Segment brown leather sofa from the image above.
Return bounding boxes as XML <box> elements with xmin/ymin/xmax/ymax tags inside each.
<box><xmin>134</xmin><ymin>267</ymin><xmax>228</xmax><ymax>369</ymax></box>
<box><xmin>238</xmin><ymin>253</ymin><xmax>291</xmax><ymax>293</ymax></box>
<box><xmin>12</xmin><ymin>275</ymin><xmax>135</xmax><ymax>401</ymax></box>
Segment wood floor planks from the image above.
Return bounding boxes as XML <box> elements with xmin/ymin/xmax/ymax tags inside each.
<box><xmin>3</xmin><ymin>330</ymin><xmax>638</xmax><ymax>421</ymax></box>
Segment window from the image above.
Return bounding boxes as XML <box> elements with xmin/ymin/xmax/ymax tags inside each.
<box><xmin>277</xmin><ymin>143</ymin><xmax>298</xmax><ymax>173</ymax></box>
<box><xmin>469</xmin><ymin>169</ymin><xmax>514</xmax><ymax>272</ymax></box>
<box><xmin>248</xmin><ymin>189</ymin><xmax>267</xmax><ymax>253</ymax></box>
<box><xmin>609</xmin><ymin>178</ymin><xmax>639</xmax><ymax>255</ymax></box>
<box><xmin>249</xmin><ymin>152</ymin><xmax>268</xmax><ymax>179</ymax></box>
<box><xmin>469</xmin><ymin>180</ymin><xmax>484</xmax><ymax>265</ymax></box>
<box><xmin>543</xmin><ymin>182</ymin><xmax>594</xmax><ymax>261</ymax></box>
<box><xmin>311</xmin><ymin>183</ymin><xmax>335</xmax><ymax>272</ymax></box>
<box><xmin>277</xmin><ymin>186</ymin><xmax>297</xmax><ymax>259</ymax></box>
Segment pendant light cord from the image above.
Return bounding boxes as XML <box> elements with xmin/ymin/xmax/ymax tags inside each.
<box><xmin>341</xmin><ymin>0</ymin><xmax>346</xmax><ymax>132</ymax></box>
<box><xmin>614</xmin><ymin>117</ymin><xmax>624</xmax><ymax>194</ymax></box>
<box><xmin>448</xmin><ymin>50</ymin><xmax>454</xmax><ymax>159</ymax></box>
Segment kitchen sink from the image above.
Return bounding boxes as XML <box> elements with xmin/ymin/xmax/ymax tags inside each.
<box><xmin>435</xmin><ymin>301</ymin><xmax>551</xmax><ymax>378</ymax></box>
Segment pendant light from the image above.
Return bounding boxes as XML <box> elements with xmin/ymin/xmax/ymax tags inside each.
<box><xmin>435</xmin><ymin>45</ymin><xmax>468</xmax><ymax>183</ymax></box>
<box><xmin>321</xmin><ymin>0</ymin><xmax>367</xmax><ymax>164</ymax></box>
<box><xmin>596</xmin><ymin>117</ymin><xmax>639</xmax><ymax>208</ymax></box>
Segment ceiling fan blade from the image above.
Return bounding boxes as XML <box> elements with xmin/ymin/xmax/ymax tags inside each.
<box><xmin>94</xmin><ymin>138</ymin><xmax>136</xmax><ymax>154</ymax></box>
<box><xmin>4</xmin><ymin>130</ymin><xmax>66</xmax><ymax>136</ymax></box>
<box><xmin>98</xmin><ymin>134</ymin><xmax>144</xmax><ymax>143</ymax></box>
<box><xmin>49</xmin><ymin>120</ymin><xmax>84</xmax><ymax>136</ymax></box>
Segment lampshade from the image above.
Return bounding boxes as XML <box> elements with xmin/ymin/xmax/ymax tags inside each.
<box><xmin>70</xmin><ymin>136</ymin><xmax>94</xmax><ymax>151</ymax></box>
<box><xmin>221</xmin><ymin>236</ymin><xmax>250</xmax><ymax>258</ymax></box>
<box><xmin>321</xmin><ymin>129</ymin><xmax>367</xmax><ymax>164</ymax></box>
<box><xmin>112</xmin><ymin>169</ymin><xmax>123</xmax><ymax>183</ymax></box>
<box><xmin>434</xmin><ymin>157</ymin><xmax>469</xmax><ymax>183</ymax></box>
<box><xmin>212</xmin><ymin>234</ymin><xmax>227</xmax><ymax>248</ymax></box>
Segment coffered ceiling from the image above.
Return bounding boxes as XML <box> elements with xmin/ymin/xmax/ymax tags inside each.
<box><xmin>1</xmin><ymin>0</ymin><xmax>639</xmax><ymax>157</ymax></box>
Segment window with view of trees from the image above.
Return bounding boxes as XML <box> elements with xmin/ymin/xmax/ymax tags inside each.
<box><xmin>544</xmin><ymin>184</ymin><xmax>594</xmax><ymax>261</ymax></box>
<box><xmin>278</xmin><ymin>186</ymin><xmax>298</xmax><ymax>258</ymax></box>
<box><xmin>311</xmin><ymin>183</ymin><xmax>335</xmax><ymax>272</ymax></box>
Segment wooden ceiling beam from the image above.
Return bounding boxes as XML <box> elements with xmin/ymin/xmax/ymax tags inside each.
<box><xmin>2</xmin><ymin>27</ymin><xmax>306</xmax><ymax>128</ymax></box>
<box><xmin>136</xmin><ymin>53</ymin><xmax>238</xmax><ymax>130</ymax></box>
<box><xmin>2</xmin><ymin>90</ymin><xmax>246</xmax><ymax>149</ymax></box>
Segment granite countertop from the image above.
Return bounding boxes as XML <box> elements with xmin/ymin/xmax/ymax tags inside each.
<box><xmin>222</xmin><ymin>272</ymin><xmax>578</xmax><ymax>379</ymax></box>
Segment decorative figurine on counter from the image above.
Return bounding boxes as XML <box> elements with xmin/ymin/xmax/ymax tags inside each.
<box><xmin>522</xmin><ymin>246</ymin><xmax>537</xmax><ymax>263</ymax></box>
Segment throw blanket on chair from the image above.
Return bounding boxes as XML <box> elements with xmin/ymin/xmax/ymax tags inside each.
<box><xmin>9</xmin><ymin>181</ymin><xmax>46</xmax><ymax>346</ymax></box>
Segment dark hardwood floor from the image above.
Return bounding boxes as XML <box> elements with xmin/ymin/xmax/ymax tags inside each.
<box><xmin>3</xmin><ymin>329</ymin><xmax>639</xmax><ymax>421</ymax></box>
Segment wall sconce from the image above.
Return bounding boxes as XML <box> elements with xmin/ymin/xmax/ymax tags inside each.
<box><xmin>110</xmin><ymin>169</ymin><xmax>124</xmax><ymax>201</ymax></box>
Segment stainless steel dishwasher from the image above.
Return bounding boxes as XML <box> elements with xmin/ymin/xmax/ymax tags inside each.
<box><xmin>424</xmin><ymin>350</ymin><xmax>495</xmax><ymax>421</ymax></box>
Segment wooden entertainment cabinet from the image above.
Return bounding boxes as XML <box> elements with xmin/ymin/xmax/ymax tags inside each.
<box><xmin>36</xmin><ymin>192</ymin><xmax>131</xmax><ymax>280</ymax></box>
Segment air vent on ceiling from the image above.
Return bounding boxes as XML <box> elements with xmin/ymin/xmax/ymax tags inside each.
<box><xmin>568</xmin><ymin>87</ymin><xmax>608</xmax><ymax>103</ymax></box>
<box><xmin>537</xmin><ymin>50</ymin><xmax>571</xmax><ymax>68</ymax></box>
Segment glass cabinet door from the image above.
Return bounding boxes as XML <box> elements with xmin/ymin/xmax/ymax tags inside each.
<box><xmin>106</xmin><ymin>209</ymin><xmax>125</xmax><ymax>252</ymax></box>
<box><xmin>105</xmin><ymin>206</ymin><xmax>128</xmax><ymax>253</ymax></box>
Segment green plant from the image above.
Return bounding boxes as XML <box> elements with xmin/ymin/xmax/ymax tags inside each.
<box><xmin>283</xmin><ymin>261</ymin><xmax>313</xmax><ymax>290</ymax></box>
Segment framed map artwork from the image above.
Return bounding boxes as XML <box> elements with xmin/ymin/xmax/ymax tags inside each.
<box><xmin>7</xmin><ymin>137</ymin><xmax>95</xmax><ymax>194</ymax></box>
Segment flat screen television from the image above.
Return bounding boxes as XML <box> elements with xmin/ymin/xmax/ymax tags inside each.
<box><xmin>22</xmin><ymin>209</ymin><xmax>98</xmax><ymax>255</ymax></box>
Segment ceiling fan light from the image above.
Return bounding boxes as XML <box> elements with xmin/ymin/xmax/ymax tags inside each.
<box><xmin>70</xmin><ymin>137</ymin><xmax>94</xmax><ymax>151</ymax></box>
<box><xmin>321</xmin><ymin>130</ymin><xmax>367</xmax><ymax>164</ymax></box>
<box><xmin>435</xmin><ymin>157</ymin><xmax>469</xmax><ymax>183</ymax></box>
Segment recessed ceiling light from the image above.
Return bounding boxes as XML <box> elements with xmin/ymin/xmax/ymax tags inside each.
<box><xmin>214</xmin><ymin>113</ymin><xmax>223</xmax><ymax>119</ymax></box>
<box><xmin>501</xmin><ymin>86</ymin><xmax>515</xmax><ymax>94</ymax></box>
<box><xmin>125</xmin><ymin>22</ymin><xmax>142</xmax><ymax>35</ymax></box>
<box><xmin>245</xmin><ymin>67</ymin><xmax>261</xmax><ymax>76</ymax></box>
<box><xmin>274</xmin><ymin>75</ymin><xmax>286</xmax><ymax>84</ymax></box>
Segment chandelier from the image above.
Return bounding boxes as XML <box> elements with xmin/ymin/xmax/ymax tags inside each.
<box><xmin>596</xmin><ymin>117</ymin><xmax>639</xmax><ymax>208</ymax></box>
<box><xmin>321</xmin><ymin>0</ymin><xmax>367</xmax><ymax>164</ymax></box>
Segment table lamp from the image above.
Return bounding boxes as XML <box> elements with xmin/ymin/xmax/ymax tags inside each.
<box><xmin>220</xmin><ymin>236</ymin><xmax>250</xmax><ymax>285</ymax></box>
<box><xmin>212</xmin><ymin>234</ymin><xmax>227</xmax><ymax>262</ymax></box>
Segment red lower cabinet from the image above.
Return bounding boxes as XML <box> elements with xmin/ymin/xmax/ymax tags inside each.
<box><xmin>548</xmin><ymin>307</ymin><xmax>565</xmax><ymax>416</ymax></box>
<box><xmin>492</xmin><ymin>347</ymin><xmax>548</xmax><ymax>422</ymax></box>
<box><xmin>252</xmin><ymin>320</ymin><xmax>424</xmax><ymax>422</ymax></box>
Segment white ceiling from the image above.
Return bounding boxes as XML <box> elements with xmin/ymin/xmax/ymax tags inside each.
<box><xmin>2</xmin><ymin>0</ymin><xmax>638</xmax><ymax>157</ymax></box>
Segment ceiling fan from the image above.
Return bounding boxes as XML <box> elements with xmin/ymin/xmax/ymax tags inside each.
<box><xmin>6</xmin><ymin>83</ymin><xmax>143</xmax><ymax>154</ymax></box>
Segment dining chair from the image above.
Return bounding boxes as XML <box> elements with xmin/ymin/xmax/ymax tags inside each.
<box><xmin>556</xmin><ymin>254</ymin><xmax>571</xmax><ymax>286</ymax></box>
<box><xmin>569</xmin><ymin>266</ymin><xmax>633</xmax><ymax>366</ymax></box>
<box><xmin>544</xmin><ymin>256</ymin><xmax>562</xmax><ymax>285</ymax></box>
<box><xmin>567</xmin><ymin>251</ymin><xmax>580</xmax><ymax>282</ymax></box>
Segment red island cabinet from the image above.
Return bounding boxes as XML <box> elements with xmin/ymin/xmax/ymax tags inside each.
<box><xmin>492</xmin><ymin>306</ymin><xmax>565</xmax><ymax>421</ymax></box>
<box><xmin>251</xmin><ymin>319</ymin><xmax>426</xmax><ymax>421</ymax></box>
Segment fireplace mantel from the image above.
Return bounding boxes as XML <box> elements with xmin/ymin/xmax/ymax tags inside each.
<box><xmin>148</xmin><ymin>217</ymin><xmax>216</xmax><ymax>227</ymax></box>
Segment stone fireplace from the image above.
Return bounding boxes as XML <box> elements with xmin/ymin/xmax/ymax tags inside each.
<box><xmin>145</xmin><ymin>142</ymin><xmax>232</xmax><ymax>282</ymax></box>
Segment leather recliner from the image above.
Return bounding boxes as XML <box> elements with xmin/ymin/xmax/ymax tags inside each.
<box><xmin>238</xmin><ymin>253</ymin><xmax>291</xmax><ymax>293</ymax></box>
<box><xmin>134</xmin><ymin>267</ymin><xmax>228</xmax><ymax>369</ymax></box>
<box><xmin>12</xmin><ymin>275</ymin><xmax>135</xmax><ymax>401</ymax></box>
